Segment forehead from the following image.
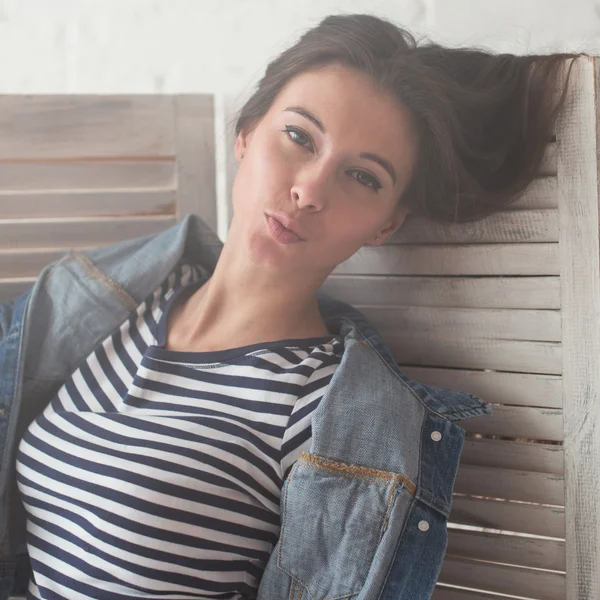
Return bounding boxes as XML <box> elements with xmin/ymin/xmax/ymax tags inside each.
<box><xmin>270</xmin><ymin>63</ymin><xmax>418</xmax><ymax>178</ymax></box>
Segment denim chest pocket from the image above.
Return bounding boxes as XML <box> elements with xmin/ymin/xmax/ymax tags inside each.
<box><xmin>278</xmin><ymin>452</ymin><xmax>415</xmax><ymax>600</ymax></box>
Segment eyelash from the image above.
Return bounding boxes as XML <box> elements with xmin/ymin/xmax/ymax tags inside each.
<box><xmin>280</xmin><ymin>125</ymin><xmax>383</xmax><ymax>192</ymax></box>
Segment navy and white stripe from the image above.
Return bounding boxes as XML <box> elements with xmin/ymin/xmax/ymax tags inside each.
<box><xmin>16</xmin><ymin>262</ymin><xmax>344</xmax><ymax>599</ymax></box>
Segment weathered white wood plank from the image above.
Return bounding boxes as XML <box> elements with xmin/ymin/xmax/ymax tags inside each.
<box><xmin>432</xmin><ymin>586</ymin><xmax>523</xmax><ymax>600</ymax></box>
<box><xmin>461</xmin><ymin>405</ymin><xmax>564</xmax><ymax>441</ymax></box>
<box><xmin>438</xmin><ymin>556</ymin><xmax>565</xmax><ymax>600</ymax></box>
<box><xmin>0</xmin><ymin>249</ymin><xmax>72</xmax><ymax>278</ymax></box>
<box><xmin>556</xmin><ymin>56</ymin><xmax>600</xmax><ymax>600</ymax></box>
<box><xmin>0</xmin><ymin>96</ymin><xmax>176</xmax><ymax>160</ymax></box>
<box><xmin>400</xmin><ymin>366</ymin><xmax>562</xmax><ymax>408</ymax></box>
<box><xmin>321</xmin><ymin>275</ymin><xmax>561</xmax><ymax>309</ymax></box>
<box><xmin>450</xmin><ymin>495</ymin><xmax>565</xmax><ymax>538</ymax></box>
<box><xmin>0</xmin><ymin>216</ymin><xmax>177</xmax><ymax>249</ymax></box>
<box><xmin>509</xmin><ymin>175</ymin><xmax>558</xmax><ymax>209</ymax></box>
<box><xmin>460</xmin><ymin>438</ymin><xmax>564</xmax><ymax>475</ymax></box>
<box><xmin>389</xmin><ymin>336</ymin><xmax>561</xmax><ymax>374</ymax></box>
<box><xmin>454</xmin><ymin>464</ymin><xmax>564</xmax><ymax>505</ymax></box>
<box><xmin>446</xmin><ymin>528</ymin><xmax>566</xmax><ymax>571</ymax></box>
<box><xmin>0</xmin><ymin>190</ymin><xmax>177</xmax><ymax>219</ymax></box>
<box><xmin>0</xmin><ymin>160</ymin><xmax>176</xmax><ymax>191</ymax></box>
<box><xmin>175</xmin><ymin>95</ymin><xmax>217</xmax><ymax>231</ymax></box>
<box><xmin>333</xmin><ymin>244</ymin><xmax>559</xmax><ymax>276</ymax></box>
<box><xmin>360</xmin><ymin>306</ymin><xmax>561</xmax><ymax>342</ymax></box>
<box><xmin>394</xmin><ymin>209</ymin><xmax>558</xmax><ymax>244</ymax></box>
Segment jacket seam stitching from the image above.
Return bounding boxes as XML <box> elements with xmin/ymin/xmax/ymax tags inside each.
<box><xmin>71</xmin><ymin>251</ymin><xmax>138</xmax><ymax>311</ymax></box>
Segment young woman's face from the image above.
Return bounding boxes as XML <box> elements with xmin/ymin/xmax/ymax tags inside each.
<box><xmin>231</xmin><ymin>62</ymin><xmax>419</xmax><ymax>277</ymax></box>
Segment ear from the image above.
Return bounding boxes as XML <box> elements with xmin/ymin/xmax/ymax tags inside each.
<box><xmin>234</xmin><ymin>126</ymin><xmax>254</xmax><ymax>162</ymax></box>
<box><xmin>371</xmin><ymin>207</ymin><xmax>411</xmax><ymax>245</ymax></box>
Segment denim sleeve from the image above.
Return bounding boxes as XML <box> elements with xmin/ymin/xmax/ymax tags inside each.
<box><xmin>0</xmin><ymin>298</ymin><xmax>14</xmax><ymax>343</ymax></box>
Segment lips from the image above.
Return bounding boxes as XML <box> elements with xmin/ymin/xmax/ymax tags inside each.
<box><xmin>266</xmin><ymin>212</ymin><xmax>306</xmax><ymax>240</ymax></box>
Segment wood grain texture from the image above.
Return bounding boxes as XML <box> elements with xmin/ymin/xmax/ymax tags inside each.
<box><xmin>0</xmin><ymin>216</ymin><xmax>177</xmax><ymax>249</ymax></box>
<box><xmin>360</xmin><ymin>305</ymin><xmax>561</xmax><ymax>342</ymax></box>
<box><xmin>454</xmin><ymin>464</ymin><xmax>564</xmax><ymax>505</ymax></box>
<box><xmin>459</xmin><ymin>438</ymin><xmax>564</xmax><ymax>475</ymax></box>
<box><xmin>0</xmin><ymin>96</ymin><xmax>176</xmax><ymax>160</ymax></box>
<box><xmin>333</xmin><ymin>244</ymin><xmax>559</xmax><ymax>276</ymax></box>
<box><xmin>321</xmin><ymin>275</ymin><xmax>561</xmax><ymax>309</ymax></box>
<box><xmin>446</xmin><ymin>527</ymin><xmax>565</xmax><ymax>571</ymax></box>
<box><xmin>450</xmin><ymin>495</ymin><xmax>565</xmax><ymax>538</ymax></box>
<box><xmin>400</xmin><ymin>366</ymin><xmax>562</xmax><ymax>408</ymax></box>
<box><xmin>433</xmin><ymin>586</ymin><xmax>527</xmax><ymax>600</ymax></box>
<box><xmin>438</xmin><ymin>556</ymin><xmax>565</xmax><ymax>600</ymax></box>
<box><xmin>0</xmin><ymin>190</ymin><xmax>177</xmax><ymax>219</ymax></box>
<box><xmin>556</xmin><ymin>56</ymin><xmax>600</xmax><ymax>600</ymax></box>
<box><xmin>393</xmin><ymin>208</ymin><xmax>558</xmax><ymax>244</ymax></box>
<box><xmin>0</xmin><ymin>160</ymin><xmax>176</xmax><ymax>191</ymax></box>
<box><xmin>175</xmin><ymin>96</ymin><xmax>217</xmax><ymax>231</ymax></box>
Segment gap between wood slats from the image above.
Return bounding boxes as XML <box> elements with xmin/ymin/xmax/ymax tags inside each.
<box><xmin>0</xmin><ymin>160</ymin><xmax>176</xmax><ymax>191</ymax></box>
<box><xmin>454</xmin><ymin>464</ymin><xmax>564</xmax><ymax>505</ymax></box>
<box><xmin>399</xmin><ymin>367</ymin><xmax>562</xmax><ymax>408</ymax></box>
<box><xmin>459</xmin><ymin>438</ymin><xmax>564</xmax><ymax>475</ymax></box>
<box><xmin>0</xmin><ymin>96</ymin><xmax>181</xmax><ymax>160</ymax></box>
<box><xmin>433</xmin><ymin>584</ymin><xmax>537</xmax><ymax>600</ymax></box>
<box><xmin>0</xmin><ymin>216</ymin><xmax>177</xmax><ymax>250</ymax></box>
<box><xmin>321</xmin><ymin>275</ymin><xmax>561</xmax><ymax>309</ymax></box>
<box><xmin>446</xmin><ymin>528</ymin><xmax>565</xmax><ymax>572</ymax></box>
<box><xmin>388</xmin><ymin>337</ymin><xmax>561</xmax><ymax>374</ymax></box>
<box><xmin>393</xmin><ymin>209</ymin><xmax>558</xmax><ymax>244</ymax></box>
<box><xmin>333</xmin><ymin>244</ymin><xmax>559</xmax><ymax>276</ymax></box>
<box><xmin>491</xmin><ymin>176</ymin><xmax>558</xmax><ymax>211</ymax></box>
<box><xmin>450</xmin><ymin>496</ymin><xmax>565</xmax><ymax>538</ymax></box>
<box><xmin>0</xmin><ymin>190</ymin><xmax>177</xmax><ymax>219</ymax></box>
<box><xmin>438</xmin><ymin>556</ymin><xmax>565</xmax><ymax>600</ymax></box>
<box><xmin>358</xmin><ymin>306</ymin><xmax>560</xmax><ymax>342</ymax></box>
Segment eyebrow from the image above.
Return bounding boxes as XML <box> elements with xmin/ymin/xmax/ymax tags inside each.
<box><xmin>284</xmin><ymin>105</ymin><xmax>398</xmax><ymax>185</ymax></box>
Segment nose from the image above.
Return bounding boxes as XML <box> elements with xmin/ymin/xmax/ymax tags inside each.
<box><xmin>290</xmin><ymin>163</ymin><xmax>331</xmax><ymax>211</ymax></box>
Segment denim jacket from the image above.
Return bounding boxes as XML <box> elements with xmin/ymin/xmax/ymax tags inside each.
<box><xmin>0</xmin><ymin>213</ymin><xmax>491</xmax><ymax>599</ymax></box>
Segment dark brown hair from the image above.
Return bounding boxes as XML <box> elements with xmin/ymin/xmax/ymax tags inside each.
<box><xmin>234</xmin><ymin>14</ymin><xmax>585</xmax><ymax>223</ymax></box>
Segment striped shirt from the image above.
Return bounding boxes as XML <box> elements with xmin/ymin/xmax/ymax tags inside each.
<box><xmin>16</xmin><ymin>262</ymin><xmax>345</xmax><ymax>599</ymax></box>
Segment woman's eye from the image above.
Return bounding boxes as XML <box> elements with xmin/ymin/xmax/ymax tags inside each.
<box><xmin>281</xmin><ymin>125</ymin><xmax>313</xmax><ymax>150</ymax></box>
<box><xmin>349</xmin><ymin>170</ymin><xmax>382</xmax><ymax>192</ymax></box>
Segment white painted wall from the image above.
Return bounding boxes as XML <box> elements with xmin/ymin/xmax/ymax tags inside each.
<box><xmin>1</xmin><ymin>0</ymin><xmax>598</xmax><ymax>237</ymax></box>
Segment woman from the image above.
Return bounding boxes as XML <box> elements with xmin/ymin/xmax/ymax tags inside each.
<box><xmin>0</xmin><ymin>13</ymin><xmax>581</xmax><ymax>600</ymax></box>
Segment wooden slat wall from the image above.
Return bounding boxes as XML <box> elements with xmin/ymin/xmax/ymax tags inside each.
<box><xmin>323</xmin><ymin>57</ymin><xmax>599</xmax><ymax>600</ymax></box>
<box><xmin>0</xmin><ymin>95</ymin><xmax>216</xmax><ymax>302</ymax></box>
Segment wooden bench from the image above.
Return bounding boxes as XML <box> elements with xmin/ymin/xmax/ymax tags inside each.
<box><xmin>1</xmin><ymin>55</ymin><xmax>598</xmax><ymax>599</ymax></box>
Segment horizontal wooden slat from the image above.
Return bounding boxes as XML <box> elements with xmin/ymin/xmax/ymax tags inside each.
<box><xmin>462</xmin><ymin>405</ymin><xmax>563</xmax><ymax>441</ymax></box>
<box><xmin>0</xmin><ymin>279</ymin><xmax>34</xmax><ymax>303</ymax></box>
<box><xmin>0</xmin><ymin>96</ymin><xmax>180</xmax><ymax>160</ymax></box>
<box><xmin>321</xmin><ymin>275</ymin><xmax>561</xmax><ymax>309</ymax></box>
<box><xmin>400</xmin><ymin>367</ymin><xmax>562</xmax><ymax>408</ymax></box>
<box><xmin>446</xmin><ymin>528</ymin><xmax>565</xmax><ymax>572</ymax></box>
<box><xmin>433</xmin><ymin>585</ymin><xmax>524</xmax><ymax>600</ymax></box>
<box><xmin>455</xmin><ymin>464</ymin><xmax>564</xmax><ymax>505</ymax></box>
<box><xmin>450</xmin><ymin>495</ymin><xmax>565</xmax><ymax>537</ymax></box>
<box><xmin>360</xmin><ymin>306</ymin><xmax>560</xmax><ymax>342</ymax></box>
<box><xmin>390</xmin><ymin>337</ymin><xmax>561</xmax><ymax>374</ymax></box>
<box><xmin>394</xmin><ymin>209</ymin><xmax>558</xmax><ymax>244</ymax></box>
<box><xmin>510</xmin><ymin>176</ymin><xmax>558</xmax><ymax>209</ymax></box>
<box><xmin>438</xmin><ymin>556</ymin><xmax>565</xmax><ymax>600</ymax></box>
<box><xmin>0</xmin><ymin>249</ymin><xmax>72</xmax><ymax>278</ymax></box>
<box><xmin>0</xmin><ymin>160</ymin><xmax>176</xmax><ymax>191</ymax></box>
<box><xmin>0</xmin><ymin>216</ymin><xmax>177</xmax><ymax>249</ymax></box>
<box><xmin>0</xmin><ymin>190</ymin><xmax>177</xmax><ymax>219</ymax></box>
<box><xmin>333</xmin><ymin>244</ymin><xmax>559</xmax><ymax>276</ymax></box>
<box><xmin>460</xmin><ymin>438</ymin><xmax>564</xmax><ymax>475</ymax></box>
